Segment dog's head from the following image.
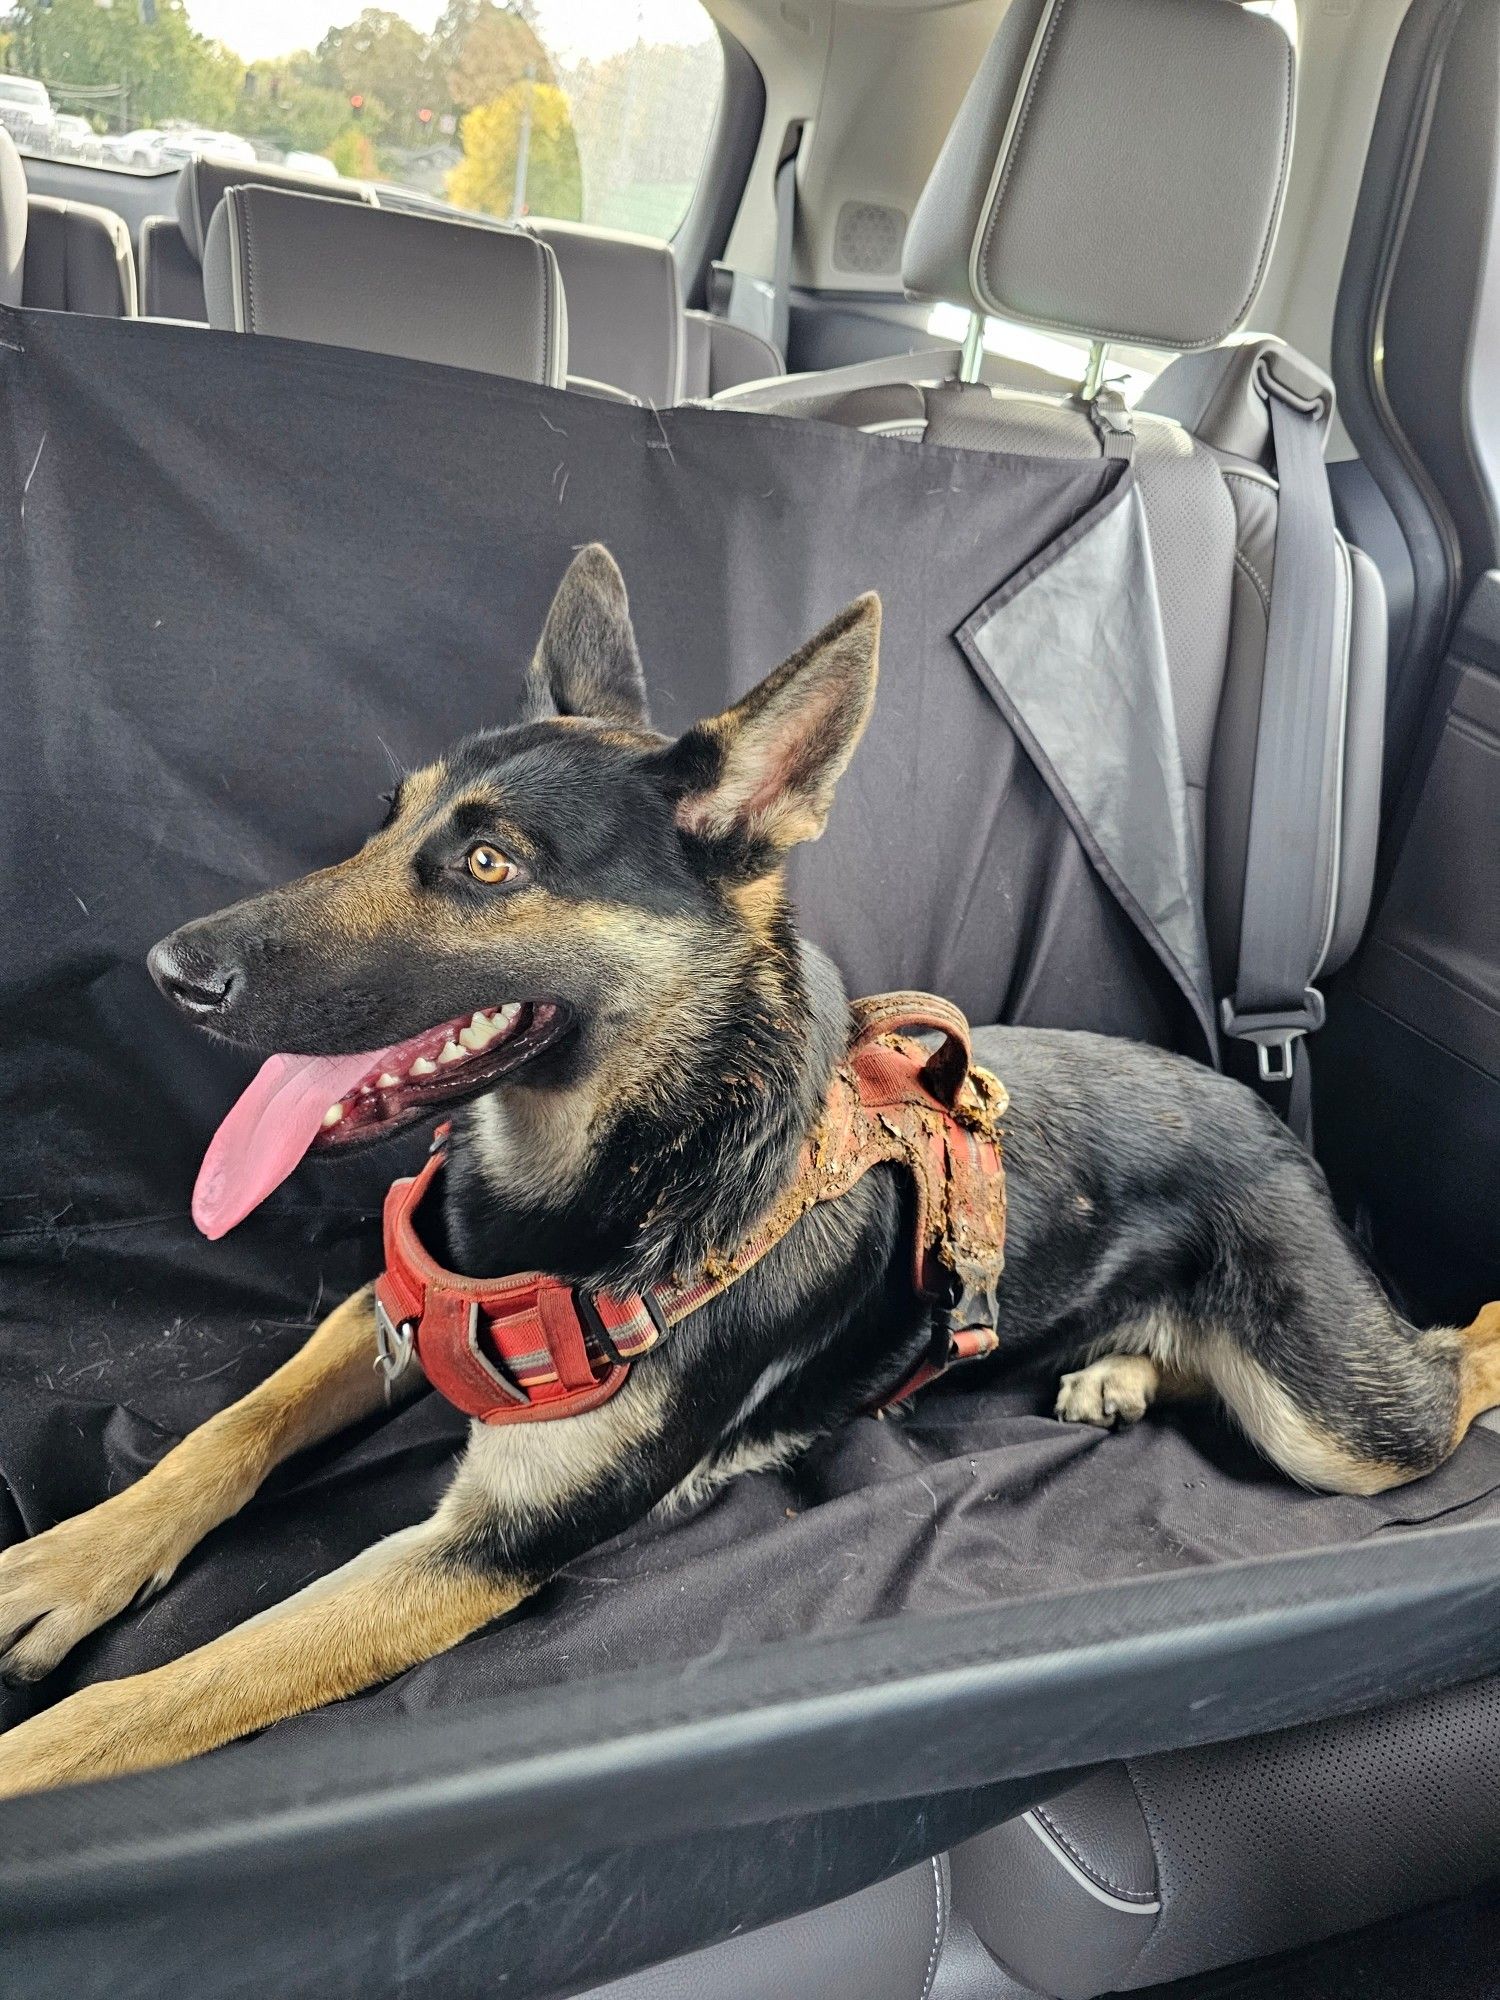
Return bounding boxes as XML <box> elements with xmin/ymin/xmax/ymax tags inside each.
<box><xmin>152</xmin><ymin>546</ymin><xmax>879</xmax><ymax>1230</ymax></box>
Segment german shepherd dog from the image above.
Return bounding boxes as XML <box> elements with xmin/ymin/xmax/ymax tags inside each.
<box><xmin>1</xmin><ymin>545</ymin><xmax>1496</xmax><ymax>1797</ymax></box>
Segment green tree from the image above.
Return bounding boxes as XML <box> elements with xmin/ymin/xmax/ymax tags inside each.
<box><xmin>314</xmin><ymin>10</ymin><xmax>432</xmax><ymax>145</ymax></box>
<box><xmin>325</xmin><ymin>122</ymin><xmax>380</xmax><ymax>180</ymax></box>
<box><xmin>432</xmin><ymin>1</ymin><xmax>554</xmax><ymax>114</ymax></box>
<box><xmin>237</xmin><ymin>56</ymin><xmax>356</xmax><ymax>156</ymax></box>
<box><xmin>447</xmin><ymin>79</ymin><xmax>580</xmax><ymax>221</ymax></box>
<box><xmin>4</xmin><ymin>0</ymin><xmax>239</xmax><ymax>129</ymax></box>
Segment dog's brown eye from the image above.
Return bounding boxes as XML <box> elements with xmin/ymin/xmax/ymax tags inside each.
<box><xmin>466</xmin><ymin>844</ymin><xmax>515</xmax><ymax>885</ymax></box>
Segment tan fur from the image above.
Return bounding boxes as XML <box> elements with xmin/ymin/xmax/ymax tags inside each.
<box><xmin>1456</xmin><ymin>1301</ymin><xmax>1500</xmax><ymax>1441</ymax></box>
<box><xmin>1055</xmin><ymin>1352</ymin><xmax>1198</xmax><ymax>1427</ymax></box>
<box><xmin>445</xmin><ymin>1366</ymin><xmax>671</xmax><ymax>1531</ymax></box>
<box><xmin>0</xmin><ymin>1523</ymin><xmax>524</xmax><ymax>1795</ymax></box>
<box><xmin>728</xmin><ymin>871</ymin><xmax>788</xmax><ymax>941</ymax></box>
<box><xmin>0</xmin><ymin>1287</ymin><xmax>408</xmax><ymax>1684</ymax></box>
<box><xmin>1060</xmin><ymin>1314</ymin><xmax>1409</xmax><ymax>1495</ymax></box>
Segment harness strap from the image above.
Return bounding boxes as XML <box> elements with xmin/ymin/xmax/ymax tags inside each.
<box><xmin>375</xmin><ymin>994</ymin><xmax>1008</xmax><ymax>1425</ymax></box>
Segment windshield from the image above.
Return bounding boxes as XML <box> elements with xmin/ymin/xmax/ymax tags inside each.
<box><xmin>0</xmin><ymin>2</ymin><xmax>723</xmax><ymax>239</ymax></box>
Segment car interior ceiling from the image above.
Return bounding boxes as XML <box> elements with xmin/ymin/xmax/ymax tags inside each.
<box><xmin>0</xmin><ymin>0</ymin><xmax>1497</xmax><ymax>1995</ymax></box>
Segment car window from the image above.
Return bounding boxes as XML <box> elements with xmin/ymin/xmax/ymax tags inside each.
<box><xmin>0</xmin><ymin>2</ymin><xmax>724</xmax><ymax>241</ymax></box>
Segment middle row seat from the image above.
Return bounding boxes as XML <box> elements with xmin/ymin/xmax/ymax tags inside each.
<box><xmin>150</xmin><ymin>156</ymin><xmax>783</xmax><ymax>403</ymax></box>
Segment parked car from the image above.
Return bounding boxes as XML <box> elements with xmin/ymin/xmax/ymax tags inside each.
<box><xmin>98</xmin><ymin>127</ymin><xmax>166</xmax><ymax>169</ymax></box>
<box><xmin>49</xmin><ymin>113</ymin><xmax>102</xmax><ymax>164</ymax></box>
<box><xmin>154</xmin><ymin>126</ymin><xmax>256</xmax><ymax>168</ymax></box>
<box><xmin>0</xmin><ymin>74</ymin><xmax>55</xmax><ymax>153</ymax></box>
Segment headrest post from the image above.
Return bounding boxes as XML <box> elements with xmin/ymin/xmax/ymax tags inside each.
<box><xmin>958</xmin><ymin>311</ymin><xmax>987</xmax><ymax>385</ymax></box>
<box><xmin>1080</xmin><ymin>338</ymin><xmax>1109</xmax><ymax>403</ymax></box>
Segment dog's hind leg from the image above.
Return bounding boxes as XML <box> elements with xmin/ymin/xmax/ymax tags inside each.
<box><xmin>0</xmin><ymin>1284</ymin><xmax>411</xmax><ymax>1683</ymax></box>
<box><xmin>1118</xmin><ymin>1293</ymin><xmax>1500</xmax><ymax>1498</ymax></box>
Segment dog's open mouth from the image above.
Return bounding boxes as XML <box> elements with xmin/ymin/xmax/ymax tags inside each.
<box><xmin>191</xmin><ymin>999</ymin><xmax>568</xmax><ymax>1241</ymax></box>
<box><xmin>311</xmin><ymin>999</ymin><xmax>566</xmax><ymax>1149</ymax></box>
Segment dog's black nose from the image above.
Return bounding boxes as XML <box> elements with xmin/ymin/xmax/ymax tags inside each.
<box><xmin>148</xmin><ymin>936</ymin><xmax>237</xmax><ymax>1015</ymax></box>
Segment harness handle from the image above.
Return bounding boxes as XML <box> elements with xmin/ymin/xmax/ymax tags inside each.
<box><xmin>848</xmin><ymin>990</ymin><xmax>974</xmax><ymax>1107</ymax></box>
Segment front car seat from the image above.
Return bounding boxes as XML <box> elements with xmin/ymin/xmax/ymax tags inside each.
<box><xmin>201</xmin><ymin>185</ymin><xmax>568</xmax><ymax>388</ymax></box>
<box><xmin>713</xmin><ymin>0</ymin><xmax>1386</xmax><ymax>1102</ymax></box>
<box><xmin>140</xmin><ymin>153</ymin><xmax>375</xmax><ymax>323</ymax></box>
<box><xmin>0</xmin><ymin>128</ymin><xmax>135</xmax><ymax>318</ymax></box>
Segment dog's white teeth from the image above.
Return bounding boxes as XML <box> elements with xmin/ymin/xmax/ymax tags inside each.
<box><xmin>459</xmin><ymin>1018</ymin><xmax>492</xmax><ymax>1052</ymax></box>
<box><xmin>376</xmin><ymin>1072</ymin><xmax>400</xmax><ymax>1088</ymax></box>
<box><xmin>410</xmin><ymin>1056</ymin><xmax>438</xmax><ymax>1076</ymax></box>
<box><xmin>438</xmin><ymin>1040</ymin><xmax>465</xmax><ymax>1065</ymax></box>
<box><xmin>496</xmin><ymin>1001</ymin><xmax>522</xmax><ymax>1031</ymax></box>
<box><xmin>322</xmin><ymin>1104</ymin><xmax>344</xmax><ymax>1128</ymax></box>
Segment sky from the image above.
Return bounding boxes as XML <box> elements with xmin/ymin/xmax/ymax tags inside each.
<box><xmin>184</xmin><ymin>1</ymin><xmax>715</xmax><ymax>65</ymax></box>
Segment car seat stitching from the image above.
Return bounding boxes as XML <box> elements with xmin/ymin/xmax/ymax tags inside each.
<box><xmin>1032</xmin><ymin>1803</ymin><xmax>1159</xmax><ymax>1902</ymax></box>
<box><xmin>975</xmin><ymin>12</ymin><xmax>1293</xmax><ymax>348</ymax></box>
<box><xmin>1232</xmin><ymin>547</ymin><xmax>1271</xmax><ymax>618</ymax></box>
<box><xmin>1226</xmin><ymin>34</ymin><xmax>1297</xmax><ymax>343</ymax></box>
<box><xmin>920</xmin><ymin>1854</ymin><xmax>944</xmax><ymax>2000</ymax></box>
<box><xmin>978</xmin><ymin>0</ymin><xmax>1070</xmax><ymax>307</ymax></box>
<box><xmin>239</xmin><ymin>198</ymin><xmax>257</xmax><ymax>331</ymax></box>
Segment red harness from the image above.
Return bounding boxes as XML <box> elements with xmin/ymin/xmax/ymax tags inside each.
<box><xmin>373</xmin><ymin>992</ymin><xmax>1009</xmax><ymax>1424</ymax></box>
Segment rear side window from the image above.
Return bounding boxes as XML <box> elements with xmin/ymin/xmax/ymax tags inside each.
<box><xmin>1</xmin><ymin>1</ymin><xmax>724</xmax><ymax>241</ymax></box>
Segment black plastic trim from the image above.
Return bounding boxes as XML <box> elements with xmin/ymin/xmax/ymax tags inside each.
<box><xmin>4</xmin><ymin>1523</ymin><xmax>1500</xmax><ymax>1918</ymax></box>
<box><xmin>1331</xmin><ymin>0</ymin><xmax>1468</xmax><ymax>811</ymax></box>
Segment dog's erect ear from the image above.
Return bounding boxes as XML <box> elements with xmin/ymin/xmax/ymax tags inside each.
<box><xmin>525</xmin><ymin>545</ymin><xmax>650</xmax><ymax>727</ymax></box>
<box><xmin>649</xmin><ymin>593</ymin><xmax>880</xmax><ymax>868</ymax></box>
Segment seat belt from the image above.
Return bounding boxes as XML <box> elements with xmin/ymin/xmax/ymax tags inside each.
<box><xmin>769</xmin><ymin>120</ymin><xmax>806</xmax><ymax>363</ymax></box>
<box><xmin>1220</xmin><ymin>351</ymin><xmax>1342</xmax><ymax>1140</ymax></box>
<box><xmin>705</xmin><ymin>121</ymin><xmax>806</xmax><ymax>364</ymax></box>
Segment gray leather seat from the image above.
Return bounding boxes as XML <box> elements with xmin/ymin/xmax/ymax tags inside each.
<box><xmin>201</xmin><ymin>185</ymin><xmax>567</xmax><ymax>387</ymax></box>
<box><xmin>681</xmin><ymin>306</ymin><xmax>784</xmax><ymax>397</ymax></box>
<box><xmin>531</xmin><ymin>218</ymin><xmax>684</xmax><ymax>405</ymax></box>
<box><xmin>0</xmin><ymin>128</ymin><xmax>135</xmax><ymax>317</ymax></box>
<box><xmin>531</xmin><ymin>217</ymin><xmax>784</xmax><ymax>403</ymax></box>
<box><xmin>714</xmin><ymin>0</ymin><xmax>1386</xmax><ymax>1018</ymax></box>
<box><xmin>563</xmin><ymin>2</ymin><xmax>1500</xmax><ymax>1993</ymax></box>
<box><xmin>574</xmin><ymin>1674</ymin><xmax>1500</xmax><ymax>1999</ymax></box>
<box><xmin>140</xmin><ymin>153</ymin><xmax>375</xmax><ymax>323</ymax></box>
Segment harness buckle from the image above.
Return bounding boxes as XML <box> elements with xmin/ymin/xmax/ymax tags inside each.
<box><xmin>373</xmin><ymin>1295</ymin><xmax>415</xmax><ymax>1388</ymax></box>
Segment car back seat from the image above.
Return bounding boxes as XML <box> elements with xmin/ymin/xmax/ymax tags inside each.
<box><xmin>0</xmin><ymin>129</ymin><xmax>135</xmax><ymax>317</ymax></box>
<box><xmin>714</xmin><ymin>0</ymin><xmax>1386</xmax><ymax>1098</ymax></box>
<box><xmin>201</xmin><ymin>185</ymin><xmax>567</xmax><ymax>388</ymax></box>
<box><xmin>140</xmin><ymin>153</ymin><xmax>375</xmax><ymax>322</ymax></box>
<box><xmin>531</xmin><ymin>217</ymin><xmax>785</xmax><ymax>403</ymax></box>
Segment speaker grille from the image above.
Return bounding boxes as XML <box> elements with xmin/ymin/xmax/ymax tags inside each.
<box><xmin>832</xmin><ymin>201</ymin><xmax>906</xmax><ymax>276</ymax></box>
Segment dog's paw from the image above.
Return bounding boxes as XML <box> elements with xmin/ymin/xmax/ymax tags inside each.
<box><xmin>1055</xmin><ymin>1354</ymin><xmax>1159</xmax><ymax>1430</ymax></box>
<box><xmin>0</xmin><ymin>1505</ymin><xmax>175</xmax><ymax>1684</ymax></box>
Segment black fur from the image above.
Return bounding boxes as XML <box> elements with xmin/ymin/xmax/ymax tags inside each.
<box><xmin>152</xmin><ymin>546</ymin><xmax>1490</xmax><ymax>1605</ymax></box>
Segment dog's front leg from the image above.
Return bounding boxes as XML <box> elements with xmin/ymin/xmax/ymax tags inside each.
<box><xmin>0</xmin><ymin>1283</ymin><xmax>413</xmax><ymax>1683</ymax></box>
<box><xmin>0</xmin><ymin>1517</ymin><xmax>526</xmax><ymax>1796</ymax></box>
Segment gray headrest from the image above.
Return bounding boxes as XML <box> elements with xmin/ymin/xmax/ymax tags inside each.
<box><xmin>0</xmin><ymin>127</ymin><xmax>27</xmax><ymax>310</ymax></box>
<box><xmin>530</xmin><ymin>220</ymin><xmax>682</xmax><ymax>406</ymax></box>
<box><xmin>203</xmin><ymin>187</ymin><xmax>568</xmax><ymax>388</ymax></box>
<box><xmin>176</xmin><ymin>153</ymin><xmax>373</xmax><ymax>262</ymax></box>
<box><xmin>903</xmin><ymin>0</ymin><xmax>1294</xmax><ymax>350</ymax></box>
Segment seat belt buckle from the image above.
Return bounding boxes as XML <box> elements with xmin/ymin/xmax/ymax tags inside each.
<box><xmin>1219</xmin><ymin>989</ymin><xmax>1327</xmax><ymax>1085</ymax></box>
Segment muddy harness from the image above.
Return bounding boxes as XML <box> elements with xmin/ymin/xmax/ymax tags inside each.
<box><xmin>373</xmin><ymin>993</ymin><xmax>1009</xmax><ymax>1424</ymax></box>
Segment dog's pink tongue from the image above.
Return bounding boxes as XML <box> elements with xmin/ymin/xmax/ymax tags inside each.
<box><xmin>192</xmin><ymin>1051</ymin><xmax>377</xmax><ymax>1240</ymax></box>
